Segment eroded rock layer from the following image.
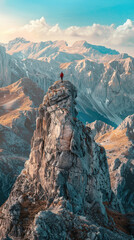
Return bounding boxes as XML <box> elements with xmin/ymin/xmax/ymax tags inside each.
<box><xmin>0</xmin><ymin>81</ymin><xmax>132</xmax><ymax>240</ymax></box>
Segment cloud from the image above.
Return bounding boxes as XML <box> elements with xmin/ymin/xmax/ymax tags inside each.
<box><xmin>2</xmin><ymin>17</ymin><xmax>134</xmax><ymax>55</ymax></box>
<box><xmin>112</xmin><ymin>19</ymin><xmax>134</xmax><ymax>46</ymax></box>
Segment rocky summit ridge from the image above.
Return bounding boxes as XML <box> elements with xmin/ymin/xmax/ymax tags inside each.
<box><xmin>0</xmin><ymin>81</ymin><xmax>133</xmax><ymax>239</ymax></box>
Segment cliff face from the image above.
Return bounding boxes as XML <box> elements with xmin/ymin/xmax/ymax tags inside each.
<box><xmin>0</xmin><ymin>46</ymin><xmax>11</xmax><ymax>87</ymax></box>
<box><xmin>0</xmin><ymin>78</ymin><xmax>44</xmax><ymax>206</ymax></box>
<box><xmin>27</xmin><ymin>80</ymin><xmax>113</xmax><ymax>215</ymax></box>
<box><xmin>0</xmin><ymin>124</ymin><xmax>28</xmax><ymax>206</ymax></box>
<box><xmin>0</xmin><ymin>81</ymin><xmax>132</xmax><ymax>239</ymax></box>
<box><xmin>96</xmin><ymin>115</ymin><xmax>134</xmax><ymax>214</ymax></box>
<box><xmin>87</xmin><ymin>120</ymin><xmax>114</xmax><ymax>140</ymax></box>
<box><xmin>1</xmin><ymin>40</ymin><xmax>134</xmax><ymax>126</ymax></box>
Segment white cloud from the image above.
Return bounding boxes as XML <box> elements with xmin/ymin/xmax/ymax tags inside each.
<box><xmin>1</xmin><ymin>17</ymin><xmax>134</xmax><ymax>55</ymax></box>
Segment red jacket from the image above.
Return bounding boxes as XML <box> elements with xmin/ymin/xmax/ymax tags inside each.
<box><xmin>60</xmin><ymin>72</ymin><xmax>64</xmax><ymax>78</ymax></box>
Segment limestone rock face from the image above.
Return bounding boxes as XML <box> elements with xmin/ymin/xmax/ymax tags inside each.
<box><xmin>27</xmin><ymin>81</ymin><xmax>112</xmax><ymax>213</ymax></box>
<box><xmin>0</xmin><ymin>81</ymin><xmax>132</xmax><ymax>239</ymax></box>
<box><xmin>96</xmin><ymin>115</ymin><xmax>134</xmax><ymax>213</ymax></box>
<box><xmin>0</xmin><ymin>46</ymin><xmax>26</xmax><ymax>87</ymax></box>
<box><xmin>0</xmin><ymin>124</ymin><xmax>28</xmax><ymax>206</ymax></box>
<box><xmin>0</xmin><ymin>46</ymin><xmax>11</xmax><ymax>87</ymax></box>
<box><xmin>0</xmin><ymin>78</ymin><xmax>44</xmax><ymax>206</ymax></box>
<box><xmin>1</xmin><ymin>40</ymin><xmax>134</xmax><ymax>126</ymax></box>
<box><xmin>87</xmin><ymin>120</ymin><xmax>114</xmax><ymax>140</ymax></box>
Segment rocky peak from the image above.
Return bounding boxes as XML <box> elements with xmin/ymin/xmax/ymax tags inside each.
<box><xmin>27</xmin><ymin>80</ymin><xmax>111</xmax><ymax>213</ymax></box>
<box><xmin>0</xmin><ymin>80</ymin><xmax>132</xmax><ymax>239</ymax></box>
<box><xmin>87</xmin><ymin>120</ymin><xmax>114</xmax><ymax>140</ymax></box>
<box><xmin>42</xmin><ymin>80</ymin><xmax>77</xmax><ymax>114</ymax></box>
<box><xmin>117</xmin><ymin>114</ymin><xmax>134</xmax><ymax>141</ymax></box>
<box><xmin>96</xmin><ymin>115</ymin><xmax>134</xmax><ymax>215</ymax></box>
<box><xmin>7</xmin><ymin>37</ymin><xmax>30</xmax><ymax>48</ymax></box>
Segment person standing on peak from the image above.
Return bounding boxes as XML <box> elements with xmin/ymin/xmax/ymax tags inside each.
<box><xmin>60</xmin><ymin>72</ymin><xmax>64</xmax><ymax>82</ymax></box>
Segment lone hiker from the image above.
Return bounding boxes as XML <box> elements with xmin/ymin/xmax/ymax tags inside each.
<box><xmin>60</xmin><ymin>72</ymin><xmax>64</xmax><ymax>82</ymax></box>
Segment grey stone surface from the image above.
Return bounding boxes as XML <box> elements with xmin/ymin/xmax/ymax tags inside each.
<box><xmin>0</xmin><ymin>80</ymin><xmax>132</xmax><ymax>239</ymax></box>
<box><xmin>93</xmin><ymin>114</ymin><xmax>134</xmax><ymax>214</ymax></box>
<box><xmin>1</xmin><ymin>40</ymin><xmax>134</xmax><ymax>126</ymax></box>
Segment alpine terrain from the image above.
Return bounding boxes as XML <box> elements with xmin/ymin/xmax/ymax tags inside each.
<box><xmin>0</xmin><ymin>38</ymin><xmax>134</xmax><ymax>239</ymax></box>
<box><xmin>0</xmin><ymin>80</ymin><xmax>133</xmax><ymax>239</ymax></box>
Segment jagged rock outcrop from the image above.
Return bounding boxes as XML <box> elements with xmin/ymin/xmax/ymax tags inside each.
<box><xmin>0</xmin><ymin>46</ymin><xmax>58</xmax><ymax>90</ymax></box>
<box><xmin>0</xmin><ymin>124</ymin><xmax>28</xmax><ymax>205</ymax></box>
<box><xmin>1</xmin><ymin>39</ymin><xmax>134</xmax><ymax>126</ymax></box>
<box><xmin>0</xmin><ymin>78</ymin><xmax>44</xmax><ymax>206</ymax></box>
<box><xmin>95</xmin><ymin>115</ymin><xmax>134</xmax><ymax>235</ymax></box>
<box><xmin>0</xmin><ymin>81</ymin><xmax>132</xmax><ymax>239</ymax></box>
<box><xmin>0</xmin><ymin>77</ymin><xmax>45</xmax><ymax>143</ymax></box>
<box><xmin>5</xmin><ymin>38</ymin><xmax>119</xmax><ymax>62</ymax></box>
<box><xmin>87</xmin><ymin>120</ymin><xmax>114</xmax><ymax>140</ymax></box>
<box><xmin>0</xmin><ymin>46</ymin><xmax>11</xmax><ymax>87</ymax></box>
<box><xmin>0</xmin><ymin>46</ymin><xmax>27</xmax><ymax>87</ymax></box>
<box><xmin>96</xmin><ymin>115</ymin><xmax>134</xmax><ymax>214</ymax></box>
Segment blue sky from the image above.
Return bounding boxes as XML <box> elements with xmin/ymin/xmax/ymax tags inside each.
<box><xmin>1</xmin><ymin>0</ymin><xmax>134</xmax><ymax>28</ymax></box>
<box><xmin>1</xmin><ymin>0</ymin><xmax>134</xmax><ymax>55</ymax></box>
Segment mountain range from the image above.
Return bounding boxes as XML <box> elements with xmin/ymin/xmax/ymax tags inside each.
<box><xmin>0</xmin><ymin>38</ymin><xmax>134</xmax><ymax>239</ymax></box>
<box><xmin>0</xmin><ymin>77</ymin><xmax>44</xmax><ymax>205</ymax></box>
<box><xmin>5</xmin><ymin>37</ymin><xmax>119</xmax><ymax>62</ymax></box>
<box><xmin>1</xmin><ymin>38</ymin><xmax>134</xmax><ymax>126</ymax></box>
<box><xmin>0</xmin><ymin>80</ymin><xmax>133</xmax><ymax>239</ymax></box>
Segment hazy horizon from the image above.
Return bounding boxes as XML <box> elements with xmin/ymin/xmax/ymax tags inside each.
<box><xmin>0</xmin><ymin>1</ymin><xmax>134</xmax><ymax>56</ymax></box>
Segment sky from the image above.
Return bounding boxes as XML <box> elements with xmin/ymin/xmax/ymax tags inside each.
<box><xmin>0</xmin><ymin>0</ymin><xmax>134</xmax><ymax>55</ymax></box>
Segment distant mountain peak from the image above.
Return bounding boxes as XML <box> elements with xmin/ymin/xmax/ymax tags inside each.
<box><xmin>71</xmin><ymin>40</ymin><xmax>87</xmax><ymax>48</ymax></box>
<box><xmin>8</xmin><ymin>37</ymin><xmax>30</xmax><ymax>44</ymax></box>
<box><xmin>0</xmin><ymin>80</ymin><xmax>124</xmax><ymax>239</ymax></box>
<box><xmin>7</xmin><ymin>37</ymin><xmax>30</xmax><ymax>51</ymax></box>
<box><xmin>53</xmin><ymin>40</ymin><xmax>68</xmax><ymax>47</ymax></box>
<box><xmin>71</xmin><ymin>40</ymin><xmax>119</xmax><ymax>55</ymax></box>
